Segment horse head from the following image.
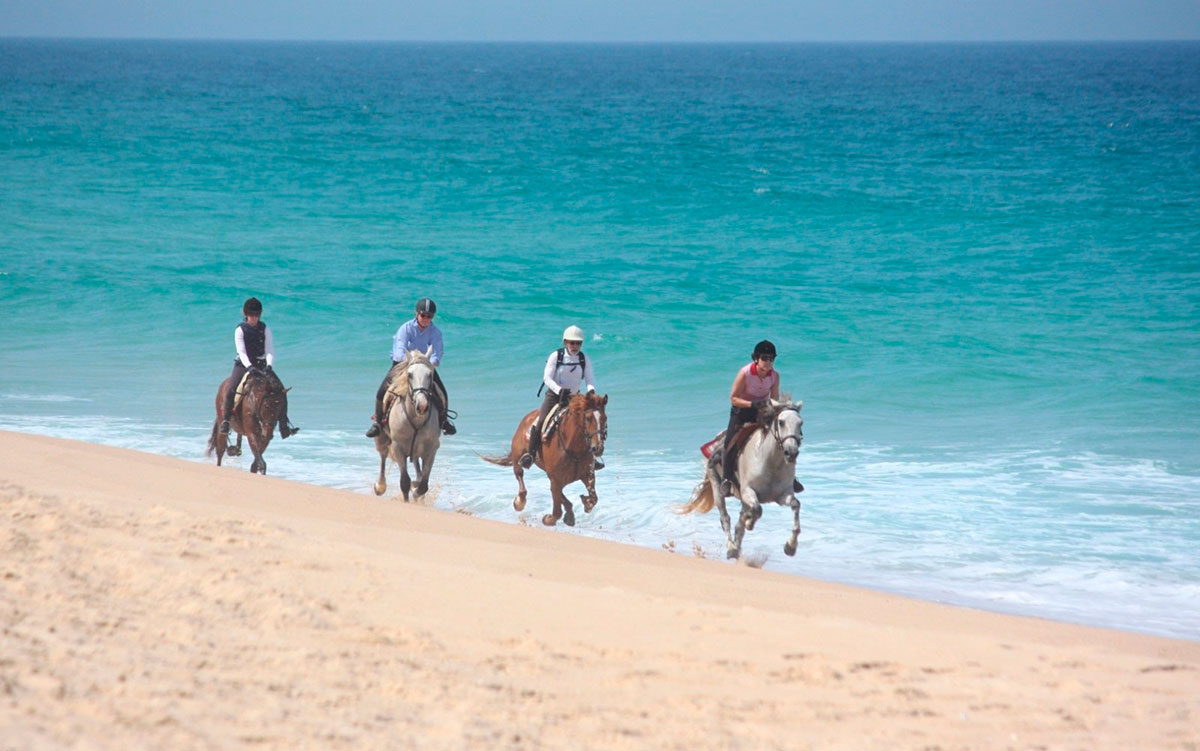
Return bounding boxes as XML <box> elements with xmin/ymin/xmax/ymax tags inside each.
<box><xmin>404</xmin><ymin>347</ymin><xmax>436</xmax><ymax>418</ymax></box>
<box><xmin>247</xmin><ymin>372</ymin><xmax>288</xmax><ymax>430</ymax></box>
<box><xmin>767</xmin><ymin>398</ymin><xmax>803</xmax><ymax>463</ymax></box>
<box><xmin>578</xmin><ymin>392</ymin><xmax>608</xmax><ymax>458</ymax></box>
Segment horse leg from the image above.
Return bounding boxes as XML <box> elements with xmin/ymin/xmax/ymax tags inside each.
<box><xmin>373</xmin><ymin>451</ymin><xmax>388</xmax><ymax>496</ymax></box>
<box><xmin>783</xmin><ymin>495</ymin><xmax>802</xmax><ymax>556</ymax></box>
<box><xmin>715</xmin><ymin>492</ymin><xmax>739</xmax><ymax>559</ymax></box>
<box><xmin>415</xmin><ymin>450</ymin><xmax>435</xmax><ymax>499</ymax></box>
<box><xmin>580</xmin><ymin>469</ymin><xmax>598</xmax><ymax>513</ymax></box>
<box><xmin>512</xmin><ymin>463</ymin><xmax>528</xmax><ymax>512</ymax></box>
<box><xmin>228</xmin><ymin>433</ymin><xmax>243</xmax><ymax>457</ymax></box>
<box><xmin>733</xmin><ymin>487</ymin><xmax>762</xmax><ymax>554</ymax></box>
<box><xmin>542</xmin><ymin>480</ymin><xmax>564</xmax><ymax>527</ymax></box>
<box><xmin>399</xmin><ymin>457</ymin><xmax>412</xmax><ymax>502</ymax></box>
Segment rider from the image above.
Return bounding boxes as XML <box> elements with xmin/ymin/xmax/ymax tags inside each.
<box><xmin>218</xmin><ymin>297</ymin><xmax>299</xmax><ymax>438</ymax></box>
<box><xmin>365</xmin><ymin>297</ymin><xmax>456</xmax><ymax>438</ymax></box>
<box><xmin>519</xmin><ymin>325</ymin><xmax>600</xmax><ymax>470</ymax></box>
<box><xmin>719</xmin><ymin>339</ymin><xmax>801</xmax><ymax>498</ymax></box>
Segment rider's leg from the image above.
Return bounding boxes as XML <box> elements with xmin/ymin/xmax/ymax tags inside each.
<box><xmin>520</xmin><ymin>392</ymin><xmax>557</xmax><ymax>467</ymax></box>
<box><xmin>365</xmin><ymin>366</ymin><xmax>395</xmax><ymax>438</ymax></box>
<box><xmin>221</xmin><ymin>362</ymin><xmax>248</xmax><ymax>434</ymax></box>
<box><xmin>432</xmin><ymin>370</ymin><xmax>455</xmax><ymax>435</ymax></box>
<box><xmin>269</xmin><ymin>369</ymin><xmax>299</xmax><ymax>438</ymax></box>
<box><xmin>719</xmin><ymin>407</ymin><xmax>752</xmax><ymax>497</ymax></box>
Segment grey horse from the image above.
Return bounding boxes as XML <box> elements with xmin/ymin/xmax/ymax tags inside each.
<box><xmin>372</xmin><ymin>348</ymin><xmax>442</xmax><ymax>502</ymax></box>
<box><xmin>682</xmin><ymin>399</ymin><xmax>804</xmax><ymax>559</ymax></box>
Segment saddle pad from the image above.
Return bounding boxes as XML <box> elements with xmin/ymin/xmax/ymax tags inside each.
<box><xmin>540</xmin><ymin>403</ymin><xmax>565</xmax><ymax>439</ymax></box>
<box><xmin>233</xmin><ymin>371</ymin><xmax>253</xmax><ymax>411</ymax></box>
<box><xmin>699</xmin><ymin>424</ymin><xmax>757</xmax><ymax>459</ymax></box>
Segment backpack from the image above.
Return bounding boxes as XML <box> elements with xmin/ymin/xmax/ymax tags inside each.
<box><xmin>537</xmin><ymin>347</ymin><xmax>586</xmax><ymax>396</ymax></box>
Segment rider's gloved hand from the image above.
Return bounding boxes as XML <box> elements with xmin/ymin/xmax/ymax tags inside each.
<box><xmin>558</xmin><ymin>389</ymin><xmax>571</xmax><ymax>406</ymax></box>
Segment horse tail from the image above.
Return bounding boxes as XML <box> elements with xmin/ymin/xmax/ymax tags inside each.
<box><xmin>479</xmin><ymin>452</ymin><xmax>514</xmax><ymax>467</ymax></box>
<box><xmin>205</xmin><ymin>419</ymin><xmax>221</xmax><ymax>458</ymax></box>
<box><xmin>678</xmin><ymin>478</ymin><xmax>715</xmax><ymax>515</ymax></box>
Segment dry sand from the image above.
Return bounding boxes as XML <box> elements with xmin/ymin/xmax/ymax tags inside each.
<box><xmin>2</xmin><ymin>430</ymin><xmax>1197</xmax><ymax>750</ymax></box>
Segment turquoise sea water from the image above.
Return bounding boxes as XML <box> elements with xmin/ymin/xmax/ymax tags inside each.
<box><xmin>2</xmin><ymin>40</ymin><xmax>1198</xmax><ymax>639</ymax></box>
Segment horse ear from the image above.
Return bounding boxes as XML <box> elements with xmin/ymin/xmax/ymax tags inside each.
<box><xmin>425</xmin><ymin>345</ymin><xmax>433</xmax><ymax>357</ymax></box>
<box><xmin>285</xmin><ymin>387</ymin><xmax>292</xmax><ymax>393</ymax></box>
<box><xmin>601</xmin><ymin>394</ymin><xmax>608</xmax><ymax>405</ymax></box>
<box><xmin>794</xmin><ymin>399</ymin><xmax>802</xmax><ymax>410</ymax></box>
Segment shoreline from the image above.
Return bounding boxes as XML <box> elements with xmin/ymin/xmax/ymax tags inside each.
<box><xmin>3</xmin><ymin>429</ymin><xmax>1198</xmax><ymax>749</ymax></box>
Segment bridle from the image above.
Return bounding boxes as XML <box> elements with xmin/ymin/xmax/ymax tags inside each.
<box><xmin>769</xmin><ymin>406</ymin><xmax>803</xmax><ymax>458</ymax></box>
<box><xmin>556</xmin><ymin>403</ymin><xmax>607</xmax><ymax>461</ymax></box>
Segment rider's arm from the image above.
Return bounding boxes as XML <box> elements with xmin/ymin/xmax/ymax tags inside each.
<box><xmin>391</xmin><ymin>323</ymin><xmax>409</xmax><ymax>363</ymax></box>
<box><xmin>263</xmin><ymin>326</ymin><xmax>275</xmax><ymax>367</ymax></box>
<box><xmin>729</xmin><ymin>369</ymin><xmax>752</xmax><ymax>408</ymax></box>
<box><xmin>770</xmin><ymin>372</ymin><xmax>780</xmax><ymax>400</ymax></box>
<box><xmin>543</xmin><ymin>352</ymin><xmax>560</xmax><ymax>395</ymax></box>
<box><xmin>235</xmin><ymin>326</ymin><xmax>252</xmax><ymax>368</ymax></box>
<box><xmin>429</xmin><ymin>326</ymin><xmax>443</xmax><ymax>367</ymax></box>
<box><xmin>582</xmin><ymin>356</ymin><xmax>596</xmax><ymax>393</ymax></box>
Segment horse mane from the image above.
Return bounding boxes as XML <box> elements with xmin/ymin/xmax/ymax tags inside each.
<box><xmin>405</xmin><ymin>349</ymin><xmax>433</xmax><ymax>369</ymax></box>
<box><xmin>755</xmin><ymin>392</ymin><xmax>799</xmax><ymax>428</ymax></box>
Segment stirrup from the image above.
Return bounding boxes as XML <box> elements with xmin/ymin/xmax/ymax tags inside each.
<box><xmin>365</xmin><ymin>423</ymin><xmax>380</xmax><ymax>438</ymax></box>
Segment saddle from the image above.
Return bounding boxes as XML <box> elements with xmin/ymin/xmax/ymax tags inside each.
<box><xmin>700</xmin><ymin>424</ymin><xmax>758</xmax><ymax>474</ymax></box>
<box><xmin>232</xmin><ymin>370</ymin><xmax>260</xmax><ymax>412</ymax></box>
<box><xmin>532</xmin><ymin>402</ymin><xmax>568</xmax><ymax>441</ymax></box>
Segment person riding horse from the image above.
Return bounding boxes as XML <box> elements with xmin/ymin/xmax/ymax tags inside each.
<box><xmin>366</xmin><ymin>297</ymin><xmax>456</xmax><ymax>438</ymax></box>
<box><xmin>219</xmin><ymin>297</ymin><xmax>298</xmax><ymax>438</ymax></box>
<box><xmin>719</xmin><ymin>339</ymin><xmax>802</xmax><ymax>497</ymax></box>
<box><xmin>520</xmin><ymin>325</ymin><xmax>601</xmax><ymax>470</ymax></box>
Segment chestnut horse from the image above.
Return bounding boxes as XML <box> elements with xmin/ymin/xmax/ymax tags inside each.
<box><xmin>206</xmin><ymin>371</ymin><xmax>289</xmax><ymax>474</ymax></box>
<box><xmin>482</xmin><ymin>393</ymin><xmax>608</xmax><ymax>526</ymax></box>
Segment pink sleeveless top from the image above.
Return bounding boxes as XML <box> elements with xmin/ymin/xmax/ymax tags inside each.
<box><xmin>736</xmin><ymin>362</ymin><xmax>778</xmax><ymax>401</ymax></box>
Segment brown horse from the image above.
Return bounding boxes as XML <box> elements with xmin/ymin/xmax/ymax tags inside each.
<box><xmin>206</xmin><ymin>372</ymin><xmax>290</xmax><ymax>474</ymax></box>
<box><xmin>482</xmin><ymin>392</ymin><xmax>608</xmax><ymax>527</ymax></box>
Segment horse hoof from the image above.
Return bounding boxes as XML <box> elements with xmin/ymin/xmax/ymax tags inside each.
<box><xmin>784</xmin><ymin>541</ymin><xmax>797</xmax><ymax>557</ymax></box>
<box><xmin>580</xmin><ymin>494</ymin><xmax>597</xmax><ymax>513</ymax></box>
<box><xmin>563</xmin><ymin>509</ymin><xmax>576</xmax><ymax>527</ymax></box>
<box><xmin>726</xmin><ymin>547</ymin><xmax>740</xmax><ymax>560</ymax></box>
<box><xmin>227</xmin><ymin>446</ymin><xmax>241</xmax><ymax>457</ymax></box>
<box><xmin>541</xmin><ymin>514</ymin><xmax>557</xmax><ymax>527</ymax></box>
<box><xmin>373</xmin><ymin>482</ymin><xmax>386</xmax><ymax>496</ymax></box>
<box><xmin>513</xmin><ymin>495</ymin><xmax>526</xmax><ymax>512</ymax></box>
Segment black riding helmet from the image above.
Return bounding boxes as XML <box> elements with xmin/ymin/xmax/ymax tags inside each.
<box><xmin>243</xmin><ymin>297</ymin><xmax>263</xmax><ymax>316</ymax></box>
<box><xmin>752</xmin><ymin>339</ymin><xmax>776</xmax><ymax>360</ymax></box>
<box><xmin>415</xmin><ymin>297</ymin><xmax>437</xmax><ymax>316</ymax></box>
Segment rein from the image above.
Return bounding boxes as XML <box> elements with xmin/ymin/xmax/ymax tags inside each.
<box><xmin>555</xmin><ymin>406</ymin><xmax>605</xmax><ymax>467</ymax></box>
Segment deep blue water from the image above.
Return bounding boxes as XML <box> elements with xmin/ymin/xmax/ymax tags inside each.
<box><xmin>2</xmin><ymin>40</ymin><xmax>1198</xmax><ymax>639</ymax></box>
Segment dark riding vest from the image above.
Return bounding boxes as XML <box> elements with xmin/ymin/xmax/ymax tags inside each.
<box><xmin>236</xmin><ymin>320</ymin><xmax>267</xmax><ymax>365</ymax></box>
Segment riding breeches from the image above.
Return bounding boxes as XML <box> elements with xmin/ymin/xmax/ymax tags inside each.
<box><xmin>722</xmin><ymin>405</ymin><xmax>757</xmax><ymax>482</ymax></box>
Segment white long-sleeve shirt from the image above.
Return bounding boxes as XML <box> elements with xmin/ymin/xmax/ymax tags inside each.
<box><xmin>543</xmin><ymin>349</ymin><xmax>595</xmax><ymax>396</ymax></box>
<box><xmin>235</xmin><ymin>324</ymin><xmax>274</xmax><ymax>368</ymax></box>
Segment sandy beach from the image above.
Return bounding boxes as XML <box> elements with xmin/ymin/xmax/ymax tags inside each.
<box><xmin>1</xmin><ymin>430</ymin><xmax>1197</xmax><ymax>750</ymax></box>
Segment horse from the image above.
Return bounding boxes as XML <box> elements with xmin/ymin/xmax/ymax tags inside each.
<box><xmin>372</xmin><ymin>348</ymin><xmax>442</xmax><ymax>502</ymax></box>
<box><xmin>206</xmin><ymin>370</ymin><xmax>290</xmax><ymax>475</ymax></box>
<box><xmin>681</xmin><ymin>398</ymin><xmax>804</xmax><ymax>560</ymax></box>
<box><xmin>482</xmin><ymin>392</ymin><xmax>608</xmax><ymax>527</ymax></box>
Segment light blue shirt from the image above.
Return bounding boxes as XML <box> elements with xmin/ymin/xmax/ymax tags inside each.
<box><xmin>391</xmin><ymin>318</ymin><xmax>443</xmax><ymax>365</ymax></box>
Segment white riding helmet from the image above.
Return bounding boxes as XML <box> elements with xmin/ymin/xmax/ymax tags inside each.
<box><xmin>562</xmin><ymin>325</ymin><xmax>585</xmax><ymax>342</ymax></box>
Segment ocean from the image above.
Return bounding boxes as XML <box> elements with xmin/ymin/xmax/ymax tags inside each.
<box><xmin>2</xmin><ymin>39</ymin><xmax>1198</xmax><ymax>639</ymax></box>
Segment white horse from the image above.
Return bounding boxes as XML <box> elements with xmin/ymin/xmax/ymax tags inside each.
<box><xmin>372</xmin><ymin>348</ymin><xmax>442</xmax><ymax>502</ymax></box>
<box><xmin>681</xmin><ymin>399</ymin><xmax>804</xmax><ymax>559</ymax></box>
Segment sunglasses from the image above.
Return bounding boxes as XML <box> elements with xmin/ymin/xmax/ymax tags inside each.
<box><xmin>758</xmin><ymin>355</ymin><xmax>776</xmax><ymax>362</ymax></box>
<box><xmin>417</xmin><ymin>312</ymin><xmax>434</xmax><ymax>320</ymax></box>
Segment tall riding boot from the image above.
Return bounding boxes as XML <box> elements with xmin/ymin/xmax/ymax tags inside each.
<box><xmin>365</xmin><ymin>399</ymin><xmax>384</xmax><ymax>438</ymax></box>
<box><xmin>220</xmin><ymin>392</ymin><xmax>235</xmax><ymax>434</ymax></box>
<box><xmin>521</xmin><ymin>427</ymin><xmax>540</xmax><ymax>469</ymax></box>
